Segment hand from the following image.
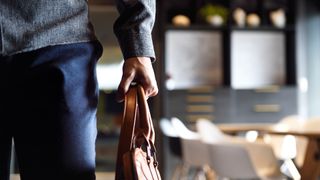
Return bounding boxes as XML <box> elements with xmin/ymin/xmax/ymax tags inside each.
<box><xmin>117</xmin><ymin>57</ymin><xmax>158</xmax><ymax>102</ymax></box>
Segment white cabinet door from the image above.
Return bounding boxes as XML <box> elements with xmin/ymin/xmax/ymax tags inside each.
<box><xmin>165</xmin><ymin>30</ymin><xmax>223</xmax><ymax>89</ymax></box>
<box><xmin>231</xmin><ymin>31</ymin><xmax>286</xmax><ymax>89</ymax></box>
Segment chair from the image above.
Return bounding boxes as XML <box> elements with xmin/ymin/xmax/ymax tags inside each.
<box><xmin>170</xmin><ymin>117</ymin><xmax>211</xmax><ymax>180</ymax></box>
<box><xmin>196</xmin><ymin>119</ymin><xmax>284</xmax><ymax>179</ymax></box>
<box><xmin>159</xmin><ymin>118</ymin><xmax>183</xmax><ymax>180</ymax></box>
<box><xmin>159</xmin><ymin>118</ymin><xmax>182</xmax><ymax>157</ymax></box>
<box><xmin>263</xmin><ymin>116</ymin><xmax>306</xmax><ymax>163</ymax></box>
<box><xmin>170</xmin><ymin>117</ymin><xmax>200</xmax><ymax>140</ymax></box>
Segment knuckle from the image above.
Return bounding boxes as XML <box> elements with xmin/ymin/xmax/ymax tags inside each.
<box><xmin>153</xmin><ymin>87</ymin><xmax>159</xmax><ymax>95</ymax></box>
<box><xmin>151</xmin><ymin>87</ymin><xmax>159</xmax><ymax>96</ymax></box>
<box><xmin>147</xmin><ymin>86</ymin><xmax>158</xmax><ymax>97</ymax></box>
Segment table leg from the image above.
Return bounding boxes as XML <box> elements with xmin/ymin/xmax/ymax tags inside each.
<box><xmin>299</xmin><ymin>138</ymin><xmax>320</xmax><ymax>180</ymax></box>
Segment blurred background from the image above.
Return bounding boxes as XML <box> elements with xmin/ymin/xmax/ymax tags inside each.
<box><xmin>84</xmin><ymin>0</ymin><xmax>320</xmax><ymax>179</ymax></box>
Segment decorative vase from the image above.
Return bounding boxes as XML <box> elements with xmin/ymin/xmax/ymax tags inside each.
<box><xmin>247</xmin><ymin>13</ymin><xmax>260</xmax><ymax>27</ymax></box>
<box><xmin>233</xmin><ymin>8</ymin><xmax>246</xmax><ymax>27</ymax></box>
<box><xmin>206</xmin><ymin>15</ymin><xmax>224</xmax><ymax>27</ymax></box>
<box><xmin>270</xmin><ymin>9</ymin><xmax>286</xmax><ymax>28</ymax></box>
<box><xmin>172</xmin><ymin>15</ymin><xmax>191</xmax><ymax>27</ymax></box>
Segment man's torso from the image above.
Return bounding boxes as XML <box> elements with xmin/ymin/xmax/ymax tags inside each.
<box><xmin>0</xmin><ymin>0</ymin><xmax>96</xmax><ymax>56</ymax></box>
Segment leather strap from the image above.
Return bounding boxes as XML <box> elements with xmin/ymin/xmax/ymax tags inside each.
<box><xmin>115</xmin><ymin>85</ymin><xmax>155</xmax><ymax>180</ymax></box>
<box><xmin>136</xmin><ymin>85</ymin><xmax>155</xmax><ymax>143</ymax></box>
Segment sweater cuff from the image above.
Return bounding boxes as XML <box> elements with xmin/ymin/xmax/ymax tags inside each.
<box><xmin>116</xmin><ymin>32</ymin><xmax>156</xmax><ymax>62</ymax></box>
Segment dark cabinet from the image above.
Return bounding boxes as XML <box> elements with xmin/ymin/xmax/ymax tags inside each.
<box><xmin>165</xmin><ymin>87</ymin><xmax>297</xmax><ymax>124</ymax></box>
<box><xmin>159</xmin><ymin>0</ymin><xmax>298</xmax><ymax>124</ymax></box>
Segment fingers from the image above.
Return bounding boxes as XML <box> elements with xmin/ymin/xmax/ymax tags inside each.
<box><xmin>117</xmin><ymin>70</ymin><xmax>135</xmax><ymax>102</ymax></box>
<box><xmin>141</xmin><ymin>78</ymin><xmax>158</xmax><ymax>98</ymax></box>
<box><xmin>136</xmin><ymin>57</ymin><xmax>158</xmax><ymax>98</ymax></box>
<box><xmin>117</xmin><ymin>57</ymin><xmax>158</xmax><ymax>102</ymax></box>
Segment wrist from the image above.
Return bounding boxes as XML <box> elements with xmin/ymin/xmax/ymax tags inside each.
<box><xmin>125</xmin><ymin>57</ymin><xmax>152</xmax><ymax>64</ymax></box>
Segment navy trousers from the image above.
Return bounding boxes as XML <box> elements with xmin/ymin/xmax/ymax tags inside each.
<box><xmin>0</xmin><ymin>41</ymin><xmax>102</xmax><ymax>180</ymax></box>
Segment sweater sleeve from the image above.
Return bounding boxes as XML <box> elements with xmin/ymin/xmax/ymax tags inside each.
<box><xmin>113</xmin><ymin>0</ymin><xmax>156</xmax><ymax>61</ymax></box>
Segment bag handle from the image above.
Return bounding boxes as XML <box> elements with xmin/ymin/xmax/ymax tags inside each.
<box><xmin>136</xmin><ymin>85</ymin><xmax>155</xmax><ymax>143</ymax></box>
<box><xmin>115</xmin><ymin>84</ymin><xmax>156</xmax><ymax>180</ymax></box>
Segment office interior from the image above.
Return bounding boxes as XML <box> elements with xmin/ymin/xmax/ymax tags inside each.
<box><xmin>9</xmin><ymin>0</ymin><xmax>320</xmax><ymax>180</ymax></box>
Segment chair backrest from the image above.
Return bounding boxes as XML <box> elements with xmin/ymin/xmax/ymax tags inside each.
<box><xmin>243</xmin><ymin>142</ymin><xmax>282</xmax><ymax>178</ymax></box>
<box><xmin>195</xmin><ymin>119</ymin><xmax>258</xmax><ymax>178</ymax></box>
<box><xmin>196</xmin><ymin>119</ymin><xmax>281</xmax><ymax>179</ymax></box>
<box><xmin>171</xmin><ymin>117</ymin><xmax>199</xmax><ymax>140</ymax></box>
<box><xmin>196</xmin><ymin>119</ymin><xmax>228</xmax><ymax>143</ymax></box>
<box><xmin>181</xmin><ymin>138</ymin><xmax>210</xmax><ymax>167</ymax></box>
<box><xmin>207</xmin><ymin>143</ymin><xmax>260</xmax><ymax>179</ymax></box>
<box><xmin>265</xmin><ymin>115</ymin><xmax>308</xmax><ymax>166</ymax></box>
<box><xmin>159</xmin><ymin>118</ymin><xmax>182</xmax><ymax>157</ymax></box>
<box><xmin>170</xmin><ymin>118</ymin><xmax>209</xmax><ymax>166</ymax></box>
<box><xmin>159</xmin><ymin>118</ymin><xmax>178</xmax><ymax>137</ymax></box>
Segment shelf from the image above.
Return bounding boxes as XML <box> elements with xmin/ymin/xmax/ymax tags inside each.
<box><xmin>164</xmin><ymin>24</ymin><xmax>295</xmax><ymax>32</ymax></box>
<box><xmin>165</xmin><ymin>25</ymin><xmax>228</xmax><ymax>31</ymax></box>
<box><xmin>230</xmin><ymin>25</ymin><xmax>295</xmax><ymax>32</ymax></box>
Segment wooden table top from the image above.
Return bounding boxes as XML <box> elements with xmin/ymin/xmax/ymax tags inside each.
<box><xmin>217</xmin><ymin>123</ymin><xmax>320</xmax><ymax>138</ymax></box>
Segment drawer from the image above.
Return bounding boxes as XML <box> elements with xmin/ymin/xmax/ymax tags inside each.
<box><xmin>232</xmin><ymin>87</ymin><xmax>297</xmax><ymax>123</ymax></box>
<box><xmin>164</xmin><ymin>87</ymin><xmax>297</xmax><ymax>124</ymax></box>
<box><xmin>166</xmin><ymin>88</ymin><xmax>217</xmax><ymax>122</ymax></box>
<box><xmin>235</xmin><ymin>86</ymin><xmax>297</xmax><ymax>104</ymax></box>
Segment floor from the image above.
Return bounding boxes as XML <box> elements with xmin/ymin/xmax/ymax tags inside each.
<box><xmin>10</xmin><ymin>172</ymin><xmax>115</xmax><ymax>180</ymax></box>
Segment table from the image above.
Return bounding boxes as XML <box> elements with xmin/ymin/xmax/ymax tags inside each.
<box><xmin>218</xmin><ymin>123</ymin><xmax>320</xmax><ymax>180</ymax></box>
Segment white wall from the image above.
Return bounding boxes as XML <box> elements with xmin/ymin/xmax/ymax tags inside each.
<box><xmin>296</xmin><ymin>1</ymin><xmax>320</xmax><ymax>118</ymax></box>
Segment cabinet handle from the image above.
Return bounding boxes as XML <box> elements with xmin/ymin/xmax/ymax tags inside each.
<box><xmin>187</xmin><ymin>105</ymin><xmax>214</xmax><ymax>113</ymax></box>
<box><xmin>254</xmin><ymin>85</ymin><xmax>280</xmax><ymax>93</ymax></box>
<box><xmin>254</xmin><ymin>104</ymin><xmax>280</xmax><ymax>112</ymax></box>
<box><xmin>187</xmin><ymin>95</ymin><xmax>214</xmax><ymax>103</ymax></box>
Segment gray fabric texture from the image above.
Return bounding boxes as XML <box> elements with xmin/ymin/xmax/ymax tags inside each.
<box><xmin>0</xmin><ymin>0</ymin><xmax>155</xmax><ymax>60</ymax></box>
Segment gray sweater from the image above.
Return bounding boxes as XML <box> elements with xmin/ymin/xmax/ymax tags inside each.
<box><xmin>0</xmin><ymin>0</ymin><xmax>155</xmax><ymax>60</ymax></box>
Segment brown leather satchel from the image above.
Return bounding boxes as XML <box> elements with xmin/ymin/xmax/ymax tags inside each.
<box><xmin>115</xmin><ymin>85</ymin><xmax>161</xmax><ymax>180</ymax></box>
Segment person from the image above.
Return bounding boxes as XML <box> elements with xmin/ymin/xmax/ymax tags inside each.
<box><xmin>0</xmin><ymin>0</ymin><xmax>158</xmax><ymax>180</ymax></box>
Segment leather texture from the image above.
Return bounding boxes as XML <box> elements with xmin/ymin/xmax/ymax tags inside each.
<box><xmin>115</xmin><ymin>85</ymin><xmax>161</xmax><ymax>180</ymax></box>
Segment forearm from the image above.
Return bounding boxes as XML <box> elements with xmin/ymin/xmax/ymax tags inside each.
<box><xmin>113</xmin><ymin>0</ymin><xmax>156</xmax><ymax>61</ymax></box>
